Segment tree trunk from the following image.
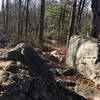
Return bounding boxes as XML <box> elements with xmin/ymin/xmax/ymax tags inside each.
<box><xmin>69</xmin><ymin>0</ymin><xmax>77</xmax><ymax>36</ymax></box>
<box><xmin>2</xmin><ymin>0</ymin><xmax>6</xmax><ymax>34</ymax></box>
<box><xmin>21</xmin><ymin>4</ymin><xmax>26</xmax><ymax>36</ymax></box>
<box><xmin>6</xmin><ymin>0</ymin><xmax>9</xmax><ymax>34</ymax></box>
<box><xmin>91</xmin><ymin>0</ymin><xmax>100</xmax><ymax>38</ymax></box>
<box><xmin>77</xmin><ymin>0</ymin><xmax>85</xmax><ymax>30</ymax></box>
<box><xmin>58</xmin><ymin>1</ymin><xmax>63</xmax><ymax>41</ymax></box>
<box><xmin>18</xmin><ymin>0</ymin><xmax>22</xmax><ymax>39</ymax></box>
<box><xmin>25</xmin><ymin>0</ymin><xmax>30</xmax><ymax>36</ymax></box>
<box><xmin>62</xmin><ymin>4</ymin><xmax>66</xmax><ymax>30</ymax></box>
<box><xmin>66</xmin><ymin>0</ymin><xmax>77</xmax><ymax>49</ymax></box>
<box><xmin>75</xmin><ymin>0</ymin><xmax>86</xmax><ymax>34</ymax></box>
<box><xmin>75</xmin><ymin>0</ymin><xmax>82</xmax><ymax>33</ymax></box>
<box><xmin>38</xmin><ymin>0</ymin><xmax>45</xmax><ymax>43</ymax></box>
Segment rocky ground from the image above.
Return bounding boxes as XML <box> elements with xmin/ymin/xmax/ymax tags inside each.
<box><xmin>0</xmin><ymin>36</ymin><xmax>99</xmax><ymax>100</ymax></box>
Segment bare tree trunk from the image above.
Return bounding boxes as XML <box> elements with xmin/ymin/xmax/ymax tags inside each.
<box><xmin>75</xmin><ymin>0</ymin><xmax>83</xmax><ymax>33</ymax></box>
<box><xmin>66</xmin><ymin>0</ymin><xmax>77</xmax><ymax>49</ymax></box>
<box><xmin>75</xmin><ymin>0</ymin><xmax>86</xmax><ymax>34</ymax></box>
<box><xmin>21</xmin><ymin>4</ymin><xmax>26</xmax><ymax>36</ymax></box>
<box><xmin>62</xmin><ymin>4</ymin><xmax>66</xmax><ymax>30</ymax></box>
<box><xmin>38</xmin><ymin>0</ymin><xmax>45</xmax><ymax>43</ymax></box>
<box><xmin>77</xmin><ymin>0</ymin><xmax>86</xmax><ymax>33</ymax></box>
<box><xmin>25</xmin><ymin>0</ymin><xmax>30</xmax><ymax>37</ymax></box>
<box><xmin>69</xmin><ymin>0</ymin><xmax>77</xmax><ymax>36</ymax></box>
<box><xmin>58</xmin><ymin>1</ymin><xmax>63</xmax><ymax>42</ymax></box>
<box><xmin>18</xmin><ymin>0</ymin><xmax>22</xmax><ymax>39</ymax></box>
<box><xmin>6</xmin><ymin>0</ymin><xmax>9</xmax><ymax>34</ymax></box>
<box><xmin>2</xmin><ymin>0</ymin><xmax>6</xmax><ymax>34</ymax></box>
<box><xmin>13</xmin><ymin>0</ymin><xmax>17</xmax><ymax>34</ymax></box>
<box><xmin>91</xmin><ymin>0</ymin><xmax>100</xmax><ymax>38</ymax></box>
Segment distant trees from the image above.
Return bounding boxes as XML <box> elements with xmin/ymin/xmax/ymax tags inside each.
<box><xmin>1</xmin><ymin>0</ymin><xmax>33</xmax><ymax>37</ymax></box>
<box><xmin>45</xmin><ymin>0</ymin><xmax>72</xmax><ymax>42</ymax></box>
<box><xmin>0</xmin><ymin>0</ymin><xmax>92</xmax><ymax>43</ymax></box>
<box><xmin>69</xmin><ymin>0</ymin><xmax>86</xmax><ymax>37</ymax></box>
<box><xmin>67</xmin><ymin>0</ymin><xmax>87</xmax><ymax>48</ymax></box>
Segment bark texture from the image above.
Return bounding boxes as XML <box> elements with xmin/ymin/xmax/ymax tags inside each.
<box><xmin>38</xmin><ymin>0</ymin><xmax>45</xmax><ymax>43</ymax></box>
<box><xmin>91</xmin><ymin>0</ymin><xmax>100</xmax><ymax>38</ymax></box>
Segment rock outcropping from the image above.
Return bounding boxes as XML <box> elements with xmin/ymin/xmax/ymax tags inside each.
<box><xmin>66</xmin><ymin>36</ymin><xmax>100</xmax><ymax>84</ymax></box>
<box><xmin>0</xmin><ymin>43</ymin><xmax>86</xmax><ymax>100</ymax></box>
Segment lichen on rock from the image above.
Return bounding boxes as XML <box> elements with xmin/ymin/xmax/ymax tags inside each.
<box><xmin>66</xmin><ymin>36</ymin><xmax>100</xmax><ymax>84</ymax></box>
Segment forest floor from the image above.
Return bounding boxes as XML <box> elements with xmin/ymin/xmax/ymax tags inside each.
<box><xmin>0</xmin><ymin>35</ymin><xmax>100</xmax><ymax>100</ymax></box>
<box><xmin>41</xmin><ymin>40</ymin><xmax>100</xmax><ymax>90</ymax></box>
<box><xmin>38</xmin><ymin>38</ymin><xmax>100</xmax><ymax>100</ymax></box>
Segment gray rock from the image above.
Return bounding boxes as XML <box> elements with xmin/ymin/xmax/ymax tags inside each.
<box><xmin>75</xmin><ymin>83</ymin><xmax>100</xmax><ymax>100</ymax></box>
<box><xmin>66</xmin><ymin>36</ymin><xmax>87</xmax><ymax>69</ymax></box>
<box><xmin>66</xmin><ymin>36</ymin><xmax>100</xmax><ymax>84</ymax></box>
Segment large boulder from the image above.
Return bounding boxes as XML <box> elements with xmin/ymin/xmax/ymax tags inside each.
<box><xmin>0</xmin><ymin>43</ymin><xmax>86</xmax><ymax>100</ymax></box>
<box><xmin>66</xmin><ymin>36</ymin><xmax>100</xmax><ymax>84</ymax></box>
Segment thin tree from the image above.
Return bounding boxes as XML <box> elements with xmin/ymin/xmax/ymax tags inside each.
<box><xmin>91</xmin><ymin>0</ymin><xmax>100</xmax><ymax>38</ymax></box>
<box><xmin>18</xmin><ymin>0</ymin><xmax>22</xmax><ymax>38</ymax></box>
<box><xmin>66</xmin><ymin>0</ymin><xmax>77</xmax><ymax>49</ymax></box>
<box><xmin>75</xmin><ymin>0</ymin><xmax>83</xmax><ymax>33</ymax></box>
<box><xmin>69</xmin><ymin>0</ymin><xmax>77</xmax><ymax>36</ymax></box>
<box><xmin>58</xmin><ymin>0</ymin><xmax>63</xmax><ymax>41</ymax></box>
<box><xmin>2</xmin><ymin>0</ymin><xmax>6</xmax><ymax>34</ymax></box>
<box><xmin>25</xmin><ymin>0</ymin><xmax>30</xmax><ymax>36</ymax></box>
<box><xmin>6</xmin><ymin>0</ymin><xmax>9</xmax><ymax>34</ymax></box>
<box><xmin>38</xmin><ymin>0</ymin><xmax>45</xmax><ymax>43</ymax></box>
<box><xmin>20</xmin><ymin>1</ymin><xmax>26</xmax><ymax>35</ymax></box>
<box><xmin>62</xmin><ymin>3</ymin><xmax>66</xmax><ymax>30</ymax></box>
<box><xmin>75</xmin><ymin>0</ymin><xmax>86</xmax><ymax>34</ymax></box>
